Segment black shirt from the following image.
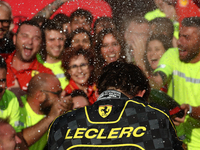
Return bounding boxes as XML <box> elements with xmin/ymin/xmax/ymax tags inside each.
<box><xmin>48</xmin><ymin>90</ymin><xmax>183</xmax><ymax>150</ymax></box>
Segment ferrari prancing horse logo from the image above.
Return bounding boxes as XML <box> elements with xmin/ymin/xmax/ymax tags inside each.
<box><xmin>98</xmin><ymin>105</ymin><xmax>112</xmax><ymax>118</ymax></box>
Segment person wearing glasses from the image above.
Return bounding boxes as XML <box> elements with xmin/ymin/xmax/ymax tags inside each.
<box><xmin>48</xmin><ymin>61</ymin><xmax>183</xmax><ymax>150</ymax></box>
<box><xmin>17</xmin><ymin>73</ymin><xmax>72</xmax><ymax>150</ymax></box>
<box><xmin>62</xmin><ymin>47</ymin><xmax>98</xmax><ymax>105</ymax></box>
<box><xmin>0</xmin><ymin>1</ymin><xmax>15</xmax><ymax>53</ymax></box>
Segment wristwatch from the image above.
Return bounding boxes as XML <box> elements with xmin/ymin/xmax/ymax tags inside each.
<box><xmin>187</xmin><ymin>105</ymin><xmax>192</xmax><ymax>115</ymax></box>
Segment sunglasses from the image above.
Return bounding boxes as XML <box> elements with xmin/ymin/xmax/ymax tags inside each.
<box><xmin>41</xmin><ymin>90</ymin><xmax>63</xmax><ymax>97</ymax></box>
<box><xmin>0</xmin><ymin>20</ymin><xmax>11</xmax><ymax>27</ymax></box>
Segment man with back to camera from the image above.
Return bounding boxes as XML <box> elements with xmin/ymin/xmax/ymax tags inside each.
<box><xmin>149</xmin><ymin>16</ymin><xmax>200</xmax><ymax>149</ymax></box>
<box><xmin>47</xmin><ymin>61</ymin><xmax>183</xmax><ymax>150</ymax></box>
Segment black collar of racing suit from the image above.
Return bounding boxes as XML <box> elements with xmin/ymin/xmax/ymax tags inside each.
<box><xmin>97</xmin><ymin>90</ymin><xmax>130</xmax><ymax>101</ymax></box>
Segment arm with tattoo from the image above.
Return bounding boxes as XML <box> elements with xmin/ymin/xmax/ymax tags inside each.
<box><xmin>34</xmin><ymin>0</ymin><xmax>72</xmax><ymax>19</ymax></box>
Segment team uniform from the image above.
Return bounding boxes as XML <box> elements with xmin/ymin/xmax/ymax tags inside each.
<box><xmin>176</xmin><ymin>0</ymin><xmax>200</xmax><ymax>25</ymax></box>
<box><xmin>43</xmin><ymin>61</ymin><xmax>69</xmax><ymax>89</ymax></box>
<box><xmin>145</xmin><ymin>8</ymin><xmax>179</xmax><ymax>39</ymax></box>
<box><xmin>0</xmin><ymin>89</ymin><xmax>21</xmax><ymax>132</ymax></box>
<box><xmin>64</xmin><ymin>79</ymin><xmax>97</xmax><ymax>105</ymax></box>
<box><xmin>36</xmin><ymin>54</ymin><xmax>69</xmax><ymax>89</ymax></box>
<box><xmin>1</xmin><ymin>51</ymin><xmax>53</xmax><ymax>91</ymax></box>
<box><xmin>48</xmin><ymin>90</ymin><xmax>182</xmax><ymax>150</ymax></box>
<box><xmin>19</xmin><ymin>95</ymin><xmax>47</xmax><ymax>150</ymax></box>
<box><xmin>155</xmin><ymin>48</ymin><xmax>200</xmax><ymax>149</ymax></box>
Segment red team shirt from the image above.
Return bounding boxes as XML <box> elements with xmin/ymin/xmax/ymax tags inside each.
<box><xmin>176</xmin><ymin>0</ymin><xmax>200</xmax><ymax>24</ymax></box>
<box><xmin>64</xmin><ymin>79</ymin><xmax>98</xmax><ymax>105</ymax></box>
<box><xmin>1</xmin><ymin>51</ymin><xmax>53</xmax><ymax>91</ymax></box>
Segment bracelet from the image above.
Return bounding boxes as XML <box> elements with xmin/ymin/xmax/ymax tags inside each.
<box><xmin>187</xmin><ymin>105</ymin><xmax>192</xmax><ymax>115</ymax></box>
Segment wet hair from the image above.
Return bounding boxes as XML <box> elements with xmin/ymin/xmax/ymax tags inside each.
<box><xmin>70</xmin><ymin>9</ymin><xmax>93</xmax><ymax>24</ymax></box>
<box><xmin>93</xmin><ymin>16</ymin><xmax>115</xmax><ymax>34</ymax></box>
<box><xmin>66</xmin><ymin>28</ymin><xmax>92</xmax><ymax>48</ymax></box>
<box><xmin>41</xmin><ymin>19</ymin><xmax>63</xmax><ymax>31</ymax></box>
<box><xmin>144</xmin><ymin>34</ymin><xmax>172</xmax><ymax>76</ymax></box>
<box><xmin>97</xmin><ymin>61</ymin><xmax>150</xmax><ymax>101</ymax></box>
<box><xmin>182</xmin><ymin>17</ymin><xmax>200</xmax><ymax>28</ymax></box>
<box><xmin>0</xmin><ymin>56</ymin><xmax>7</xmax><ymax>71</ymax></box>
<box><xmin>40</xmin><ymin>19</ymin><xmax>64</xmax><ymax>61</ymax></box>
<box><xmin>62</xmin><ymin>47</ymin><xmax>95</xmax><ymax>85</ymax></box>
<box><xmin>31</xmin><ymin>16</ymin><xmax>47</xmax><ymax>26</ymax></box>
<box><xmin>71</xmin><ymin>89</ymin><xmax>89</xmax><ymax>100</ymax></box>
<box><xmin>94</xmin><ymin>28</ymin><xmax>126</xmax><ymax>80</ymax></box>
<box><xmin>53</xmin><ymin>13</ymin><xmax>70</xmax><ymax>25</ymax></box>
<box><xmin>16</xmin><ymin>20</ymin><xmax>41</xmax><ymax>34</ymax></box>
<box><xmin>150</xmin><ymin>17</ymin><xmax>174</xmax><ymax>41</ymax></box>
<box><xmin>123</xmin><ymin>16</ymin><xmax>149</xmax><ymax>34</ymax></box>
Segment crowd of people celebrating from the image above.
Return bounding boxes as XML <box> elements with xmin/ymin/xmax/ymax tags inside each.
<box><xmin>1</xmin><ymin>0</ymin><xmax>200</xmax><ymax>149</ymax></box>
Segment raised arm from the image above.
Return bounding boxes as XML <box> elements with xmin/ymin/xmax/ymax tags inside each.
<box><xmin>34</xmin><ymin>0</ymin><xmax>72</xmax><ymax>19</ymax></box>
<box><xmin>17</xmin><ymin>96</ymin><xmax>72</xmax><ymax>149</ymax></box>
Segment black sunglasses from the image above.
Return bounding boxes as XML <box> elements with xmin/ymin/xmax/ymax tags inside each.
<box><xmin>41</xmin><ymin>90</ymin><xmax>62</xmax><ymax>96</ymax></box>
<box><xmin>0</xmin><ymin>78</ymin><xmax>6</xmax><ymax>82</ymax></box>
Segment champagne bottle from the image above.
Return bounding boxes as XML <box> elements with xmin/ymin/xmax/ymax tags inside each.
<box><xmin>149</xmin><ymin>89</ymin><xmax>184</xmax><ymax>119</ymax></box>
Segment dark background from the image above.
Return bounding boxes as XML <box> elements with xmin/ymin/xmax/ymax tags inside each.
<box><xmin>106</xmin><ymin>0</ymin><xmax>157</xmax><ymax>31</ymax></box>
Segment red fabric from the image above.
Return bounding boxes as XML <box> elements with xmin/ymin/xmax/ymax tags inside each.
<box><xmin>160</xmin><ymin>84</ymin><xmax>168</xmax><ymax>93</ymax></box>
<box><xmin>4</xmin><ymin>0</ymin><xmax>112</xmax><ymax>33</ymax></box>
<box><xmin>64</xmin><ymin>79</ymin><xmax>97</xmax><ymax>105</ymax></box>
<box><xmin>2</xmin><ymin>51</ymin><xmax>53</xmax><ymax>91</ymax></box>
<box><xmin>176</xmin><ymin>0</ymin><xmax>200</xmax><ymax>24</ymax></box>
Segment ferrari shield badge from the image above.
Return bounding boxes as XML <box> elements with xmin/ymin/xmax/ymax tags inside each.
<box><xmin>31</xmin><ymin>70</ymin><xmax>39</xmax><ymax>77</ymax></box>
<box><xmin>98</xmin><ymin>105</ymin><xmax>112</xmax><ymax>118</ymax></box>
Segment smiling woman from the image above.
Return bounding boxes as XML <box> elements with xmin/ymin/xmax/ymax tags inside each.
<box><xmin>62</xmin><ymin>47</ymin><xmax>97</xmax><ymax>105</ymax></box>
<box><xmin>94</xmin><ymin>28</ymin><xmax>126</xmax><ymax>81</ymax></box>
<box><xmin>144</xmin><ymin>34</ymin><xmax>172</xmax><ymax>77</ymax></box>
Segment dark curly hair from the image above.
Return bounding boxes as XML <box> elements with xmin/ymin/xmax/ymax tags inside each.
<box><xmin>70</xmin><ymin>9</ymin><xmax>93</xmax><ymax>24</ymax></box>
<box><xmin>39</xmin><ymin>19</ymin><xmax>64</xmax><ymax>61</ymax></box>
<box><xmin>62</xmin><ymin>47</ymin><xmax>95</xmax><ymax>85</ymax></box>
<box><xmin>97</xmin><ymin>61</ymin><xmax>150</xmax><ymax>101</ymax></box>
<box><xmin>66</xmin><ymin>28</ymin><xmax>92</xmax><ymax>48</ymax></box>
<box><xmin>94</xmin><ymin>28</ymin><xmax>126</xmax><ymax>81</ymax></box>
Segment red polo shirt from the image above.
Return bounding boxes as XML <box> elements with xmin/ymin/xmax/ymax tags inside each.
<box><xmin>2</xmin><ymin>51</ymin><xmax>53</xmax><ymax>91</ymax></box>
<box><xmin>176</xmin><ymin>0</ymin><xmax>200</xmax><ymax>24</ymax></box>
<box><xmin>64</xmin><ymin>79</ymin><xmax>98</xmax><ymax>105</ymax></box>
